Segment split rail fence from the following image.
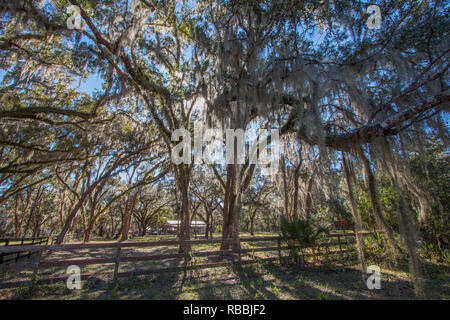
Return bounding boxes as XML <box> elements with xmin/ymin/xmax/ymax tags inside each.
<box><xmin>0</xmin><ymin>236</ymin><xmax>54</xmax><ymax>265</ymax></box>
<box><xmin>0</xmin><ymin>231</ymin><xmax>376</xmax><ymax>289</ymax></box>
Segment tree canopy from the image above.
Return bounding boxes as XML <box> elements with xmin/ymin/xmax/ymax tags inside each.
<box><xmin>0</xmin><ymin>0</ymin><xmax>448</xmax><ymax>298</ymax></box>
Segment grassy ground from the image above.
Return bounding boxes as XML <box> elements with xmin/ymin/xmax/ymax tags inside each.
<box><xmin>0</xmin><ymin>234</ymin><xmax>449</xmax><ymax>300</ymax></box>
<box><xmin>1</xmin><ymin>259</ymin><xmax>449</xmax><ymax>300</ymax></box>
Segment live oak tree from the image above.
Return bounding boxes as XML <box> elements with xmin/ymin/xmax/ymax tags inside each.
<box><xmin>0</xmin><ymin>0</ymin><xmax>448</xmax><ymax>298</ymax></box>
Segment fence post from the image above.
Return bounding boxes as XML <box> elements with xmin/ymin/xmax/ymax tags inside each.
<box><xmin>235</xmin><ymin>238</ymin><xmax>241</xmax><ymax>263</ymax></box>
<box><xmin>16</xmin><ymin>238</ymin><xmax>25</xmax><ymax>262</ymax></box>
<box><xmin>277</xmin><ymin>238</ymin><xmax>282</xmax><ymax>264</ymax></box>
<box><xmin>0</xmin><ymin>239</ymin><xmax>8</xmax><ymax>281</ymax></box>
<box><xmin>29</xmin><ymin>250</ymin><xmax>42</xmax><ymax>295</ymax></box>
<box><xmin>337</xmin><ymin>235</ymin><xmax>342</xmax><ymax>252</ymax></box>
<box><xmin>27</xmin><ymin>238</ymin><xmax>35</xmax><ymax>259</ymax></box>
<box><xmin>1</xmin><ymin>239</ymin><xmax>9</xmax><ymax>264</ymax></box>
<box><xmin>111</xmin><ymin>242</ymin><xmax>122</xmax><ymax>289</ymax></box>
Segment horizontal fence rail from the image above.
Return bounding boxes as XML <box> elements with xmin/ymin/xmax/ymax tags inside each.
<box><xmin>0</xmin><ymin>236</ymin><xmax>54</xmax><ymax>265</ymax></box>
<box><xmin>0</xmin><ymin>231</ymin><xmax>380</xmax><ymax>289</ymax></box>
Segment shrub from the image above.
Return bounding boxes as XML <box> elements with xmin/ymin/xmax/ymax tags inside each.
<box><xmin>279</xmin><ymin>215</ymin><xmax>329</xmax><ymax>265</ymax></box>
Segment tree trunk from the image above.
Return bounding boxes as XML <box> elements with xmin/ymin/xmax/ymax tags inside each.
<box><xmin>342</xmin><ymin>153</ymin><xmax>367</xmax><ymax>279</ymax></box>
<box><xmin>56</xmin><ymin>192</ymin><xmax>90</xmax><ymax>244</ymax></box>
<box><xmin>204</xmin><ymin>209</ymin><xmax>211</xmax><ymax>239</ymax></box>
<box><xmin>281</xmin><ymin>156</ymin><xmax>290</xmax><ymax>219</ymax></box>
<box><xmin>177</xmin><ymin>165</ymin><xmax>191</xmax><ymax>253</ymax></box>
<box><xmin>121</xmin><ymin>188</ymin><xmax>139</xmax><ymax>241</ymax></box>
<box><xmin>59</xmin><ymin>191</ymin><xmax>66</xmax><ymax>229</ymax></box>
<box><xmin>292</xmin><ymin>149</ymin><xmax>303</xmax><ymax>218</ymax></box>
<box><xmin>382</xmin><ymin>139</ymin><xmax>426</xmax><ymax>298</ymax></box>
<box><xmin>395</xmin><ymin>184</ymin><xmax>425</xmax><ymax>298</ymax></box>
<box><xmin>221</xmin><ymin>164</ymin><xmax>236</xmax><ymax>250</ymax></box>
<box><xmin>209</xmin><ymin>214</ymin><xmax>214</xmax><ymax>239</ymax></box>
<box><xmin>230</xmin><ymin>192</ymin><xmax>242</xmax><ymax>251</ymax></box>
<box><xmin>292</xmin><ymin>165</ymin><xmax>300</xmax><ymax>219</ymax></box>
<box><xmin>83</xmin><ymin>199</ymin><xmax>100</xmax><ymax>243</ymax></box>
<box><xmin>358</xmin><ymin>146</ymin><xmax>400</xmax><ymax>265</ymax></box>
<box><xmin>84</xmin><ymin>225</ymin><xmax>94</xmax><ymax>242</ymax></box>
<box><xmin>13</xmin><ymin>194</ymin><xmax>21</xmax><ymax>238</ymax></box>
<box><xmin>305</xmin><ymin>175</ymin><xmax>314</xmax><ymax>218</ymax></box>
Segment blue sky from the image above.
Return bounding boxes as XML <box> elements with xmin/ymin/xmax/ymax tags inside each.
<box><xmin>0</xmin><ymin>68</ymin><xmax>102</xmax><ymax>95</ymax></box>
<box><xmin>78</xmin><ymin>73</ymin><xmax>103</xmax><ymax>94</ymax></box>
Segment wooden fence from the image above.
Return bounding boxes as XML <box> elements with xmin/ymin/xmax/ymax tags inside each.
<box><xmin>0</xmin><ymin>236</ymin><xmax>54</xmax><ymax>265</ymax></box>
<box><xmin>0</xmin><ymin>232</ymin><xmax>375</xmax><ymax>289</ymax></box>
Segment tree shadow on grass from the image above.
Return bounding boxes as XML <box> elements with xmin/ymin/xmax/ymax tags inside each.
<box><xmin>259</xmin><ymin>261</ymin><xmax>429</xmax><ymax>299</ymax></box>
<box><xmin>229</xmin><ymin>262</ymin><xmax>345</xmax><ymax>300</ymax></box>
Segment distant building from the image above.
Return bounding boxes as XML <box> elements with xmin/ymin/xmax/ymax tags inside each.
<box><xmin>333</xmin><ymin>219</ymin><xmax>354</xmax><ymax>230</ymax></box>
<box><xmin>161</xmin><ymin>220</ymin><xmax>206</xmax><ymax>234</ymax></box>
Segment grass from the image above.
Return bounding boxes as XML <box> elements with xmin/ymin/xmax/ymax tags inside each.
<box><xmin>1</xmin><ymin>255</ymin><xmax>449</xmax><ymax>300</ymax></box>
<box><xmin>1</xmin><ymin>234</ymin><xmax>449</xmax><ymax>300</ymax></box>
